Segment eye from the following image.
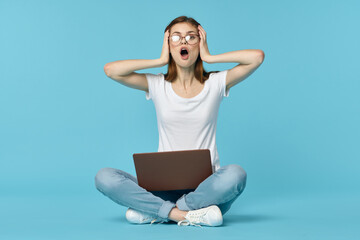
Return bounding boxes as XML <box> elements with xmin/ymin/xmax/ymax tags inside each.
<box><xmin>171</xmin><ymin>35</ymin><xmax>180</xmax><ymax>41</ymax></box>
<box><xmin>186</xmin><ymin>35</ymin><xmax>196</xmax><ymax>40</ymax></box>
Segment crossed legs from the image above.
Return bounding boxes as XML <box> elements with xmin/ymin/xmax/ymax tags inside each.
<box><xmin>94</xmin><ymin>164</ymin><xmax>247</xmax><ymax>222</ymax></box>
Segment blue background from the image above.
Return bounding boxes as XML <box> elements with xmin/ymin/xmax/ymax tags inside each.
<box><xmin>1</xmin><ymin>0</ymin><xmax>359</xmax><ymax>239</ymax></box>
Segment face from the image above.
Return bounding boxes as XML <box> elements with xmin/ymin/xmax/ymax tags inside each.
<box><xmin>169</xmin><ymin>22</ymin><xmax>200</xmax><ymax>68</ymax></box>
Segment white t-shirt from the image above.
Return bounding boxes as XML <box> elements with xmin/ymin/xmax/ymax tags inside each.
<box><xmin>145</xmin><ymin>70</ymin><xmax>229</xmax><ymax>172</ymax></box>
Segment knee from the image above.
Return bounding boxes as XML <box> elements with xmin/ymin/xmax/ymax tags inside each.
<box><xmin>224</xmin><ymin>164</ymin><xmax>247</xmax><ymax>193</ymax></box>
<box><xmin>94</xmin><ymin>167</ymin><xmax>117</xmax><ymax>192</ymax></box>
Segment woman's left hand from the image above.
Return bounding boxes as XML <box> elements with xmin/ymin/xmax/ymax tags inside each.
<box><xmin>198</xmin><ymin>25</ymin><xmax>212</xmax><ymax>63</ymax></box>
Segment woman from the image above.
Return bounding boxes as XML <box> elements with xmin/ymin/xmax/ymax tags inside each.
<box><xmin>95</xmin><ymin>16</ymin><xmax>264</xmax><ymax>227</ymax></box>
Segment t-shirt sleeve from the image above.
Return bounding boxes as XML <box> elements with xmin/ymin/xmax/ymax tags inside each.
<box><xmin>145</xmin><ymin>73</ymin><xmax>161</xmax><ymax>100</ymax></box>
<box><xmin>215</xmin><ymin>69</ymin><xmax>230</xmax><ymax>98</ymax></box>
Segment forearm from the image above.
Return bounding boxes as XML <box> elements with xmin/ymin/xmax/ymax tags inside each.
<box><xmin>104</xmin><ymin>58</ymin><xmax>164</xmax><ymax>76</ymax></box>
<box><xmin>207</xmin><ymin>49</ymin><xmax>263</xmax><ymax>65</ymax></box>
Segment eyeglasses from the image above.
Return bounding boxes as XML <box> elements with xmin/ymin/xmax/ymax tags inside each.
<box><xmin>169</xmin><ymin>34</ymin><xmax>200</xmax><ymax>46</ymax></box>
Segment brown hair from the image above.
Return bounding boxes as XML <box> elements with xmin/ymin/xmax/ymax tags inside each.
<box><xmin>163</xmin><ymin>16</ymin><xmax>219</xmax><ymax>84</ymax></box>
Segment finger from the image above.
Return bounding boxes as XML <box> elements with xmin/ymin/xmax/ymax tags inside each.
<box><xmin>198</xmin><ymin>26</ymin><xmax>205</xmax><ymax>39</ymax></box>
<box><xmin>200</xmin><ymin>28</ymin><xmax>206</xmax><ymax>40</ymax></box>
<box><xmin>201</xmin><ymin>29</ymin><xmax>206</xmax><ymax>36</ymax></box>
<box><xmin>199</xmin><ymin>25</ymin><xmax>206</xmax><ymax>35</ymax></box>
<box><xmin>199</xmin><ymin>29</ymin><xmax>204</xmax><ymax>41</ymax></box>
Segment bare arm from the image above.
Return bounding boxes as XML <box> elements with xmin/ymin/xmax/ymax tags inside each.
<box><xmin>103</xmin><ymin>59</ymin><xmax>164</xmax><ymax>92</ymax></box>
<box><xmin>104</xmin><ymin>29</ymin><xmax>170</xmax><ymax>92</ymax></box>
<box><xmin>197</xmin><ymin>25</ymin><xmax>264</xmax><ymax>92</ymax></box>
<box><xmin>206</xmin><ymin>49</ymin><xmax>265</xmax><ymax>91</ymax></box>
<box><xmin>104</xmin><ymin>58</ymin><xmax>164</xmax><ymax>77</ymax></box>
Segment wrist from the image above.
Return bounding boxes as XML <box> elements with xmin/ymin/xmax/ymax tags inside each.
<box><xmin>201</xmin><ymin>55</ymin><xmax>213</xmax><ymax>63</ymax></box>
<box><xmin>156</xmin><ymin>58</ymin><xmax>167</xmax><ymax>67</ymax></box>
<box><xmin>203</xmin><ymin>54</ymin><xmax>214</xmax><ymax>64</ymax></box>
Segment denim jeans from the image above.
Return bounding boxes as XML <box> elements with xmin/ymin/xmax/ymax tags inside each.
<box><xmin>94</xmin><ymin>164</ymin><xmax>247</xmax><ymax>222</ymax></box>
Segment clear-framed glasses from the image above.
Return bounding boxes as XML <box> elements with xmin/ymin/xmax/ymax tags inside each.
<box><xmin>169</xmin><ymin>34</ymin><xmax>200</xmax><ymax>46</ymax></box>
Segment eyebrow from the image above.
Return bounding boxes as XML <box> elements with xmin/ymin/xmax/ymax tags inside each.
<box><xmin>172</xmin><ymin>31</ymin><xmax>196</xmax><ymax>34</ymax></box>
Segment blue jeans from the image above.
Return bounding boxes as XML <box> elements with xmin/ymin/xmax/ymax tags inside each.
<box><xmin>94</xmin><ymin>164</ymin><xmax>247</xmax><ymax>222</ymax></box>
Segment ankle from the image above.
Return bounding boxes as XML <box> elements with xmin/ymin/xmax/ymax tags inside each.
<box><xmin>168</xmin><ymin>207</ymin><xmax>188</xmax><ymax>223</ymax></box>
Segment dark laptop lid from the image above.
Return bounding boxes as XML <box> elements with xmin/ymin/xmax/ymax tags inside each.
<box><xmin>133</xmin><ymin>149</ymin><xmax>213</xmax><ymax>191</ymax></box>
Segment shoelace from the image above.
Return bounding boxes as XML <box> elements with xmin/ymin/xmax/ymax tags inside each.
<box><xmin>177</xmin><ymin>219</ymin><xmax>202</xmax><ymax>228</ymax></box>
<box><xmin>177</xmin><ymin>211</ymin><xmax>208</xmax><ymax>228</ymax></box>
<box><xmin>150</xmin><ymin>218</ymin><xmax>166</xmax><ymax>225</ymax></box>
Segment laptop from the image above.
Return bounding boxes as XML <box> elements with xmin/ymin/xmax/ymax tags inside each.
<box><xmin>133</xmin><ymin>149</ymin><xmax>213</xmax><ymax>191</ymax></box>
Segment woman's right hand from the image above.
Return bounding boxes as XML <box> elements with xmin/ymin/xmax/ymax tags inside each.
<box><xmin>159</xmin><ymin>29</ymin><xmax>170</xmax><ymax>66</ymax></box>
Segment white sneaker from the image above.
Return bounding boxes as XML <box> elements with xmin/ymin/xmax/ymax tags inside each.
<box><xmin>177</xmin><ymin>205</ymin><xmax>223</xmax><ymax>227</ymax></box>
<box><xmin>125</xmin><ymin>208</ymin><xmax>166</xmax><ymax>225</ymax></box>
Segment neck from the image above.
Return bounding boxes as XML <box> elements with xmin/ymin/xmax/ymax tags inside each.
<box><xmin>174</xmin><ymin>64</ymin><xmax>197</xmax><ymax>89</ymax></box>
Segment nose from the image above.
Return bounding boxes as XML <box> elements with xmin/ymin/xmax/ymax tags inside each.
<box><xmin>180</xmin><ymin>37</ymin><xmax>188</xmax><ymax>45</ymax></box>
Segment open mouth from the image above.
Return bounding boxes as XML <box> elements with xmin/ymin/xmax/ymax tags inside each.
<box><xmin>180</xmin><ymin>47</ymin><xmax>189</xmax><ymax>59</ymax></box>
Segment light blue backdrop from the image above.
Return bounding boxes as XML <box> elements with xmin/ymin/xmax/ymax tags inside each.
<box><xmin>1</xmin><ymin>0</ymin><xmax>359</xmax><ymax>239</ymax></box>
